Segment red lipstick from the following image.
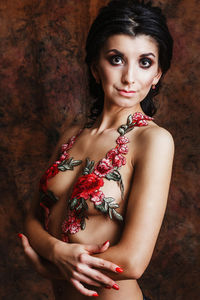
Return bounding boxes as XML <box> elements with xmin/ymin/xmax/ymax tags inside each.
<box><xmin>117</xmin><ymin>88</ymin><xmax>136</xmax><ymax>97</ymax></box>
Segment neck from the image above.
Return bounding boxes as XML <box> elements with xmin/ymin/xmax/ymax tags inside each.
<box><xmin>93</xmin><ymin>103</ymin><xmax>144</xmax><ymax>133</ymax></box>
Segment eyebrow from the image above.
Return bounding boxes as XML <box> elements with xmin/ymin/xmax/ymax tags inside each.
<box><xmin>140</xmin><ymin>53</ymin><xmax>156</xmax><ymax>58</ymax></box>
<box><xmin>106</xmin><ymin>49</ymin><xmax>156</xmax><ymax>58</ymax></box>
<box><xmin>106</xmin><ymin>49</ymin><xmax>123</xmax><ymax>55</ymax></box>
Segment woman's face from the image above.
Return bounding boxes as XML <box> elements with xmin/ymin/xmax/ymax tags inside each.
<box><xmin>92</xmin><ymin>34</ymin><xmax>162</xmax><ymax>110</ymax></box>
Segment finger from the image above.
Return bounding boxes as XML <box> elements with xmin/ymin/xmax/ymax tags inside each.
<box><xmin>70</xmin><ymin>278</ymin><xmax>99</xmax><ymax>297</ymax></box>
<box><xmin>79</xmin><ymin>253</ymin><xmax>122</xmax><ymax>273</ymax></box>
<box><xmin>79</xmin><ymin>264</ymin><xmax>118</xmax><ymax>289</ymax></box>
<box><xmin>85</xmin><ymin>240</ymin><xmax>110</xmax><ymax>254</ymax></box>
<box><xmin>72</xmin><ymin>270</ymin><xmax>101</xmax><ymax>287</ymax></box>
<box><xmin>98</xmin><ymin>240</ymin><xmax>110</xmax><ymax>252</ymax></box>
<box><xmin>19</xmin><ymin>234</ymin><xmax>56</xmax><ymax>278</ymax></box>
<box><xmin>19</xmin><ymin>234</ymin><xmax>41</xmax><ymax>264</ymax></box>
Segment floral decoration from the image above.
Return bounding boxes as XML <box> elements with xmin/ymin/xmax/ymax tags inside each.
<box><xmin>62</xmin><ymin>210</ymin><xmax>81</xmax><ymax>235</ymax></box>
<box><xmin>71</xmin><ymin>173</ymin><xmax>104</xmax><ymax>200</ymax></box>
<box><xmin>38</xmin><ymin>113</ymin><xmax>153</xmax><ymax>241</ymax></box>
<box><xmin>94</xmin><ymin>158</ymin><xmax>114</xmax><ymax>177</ymax></box>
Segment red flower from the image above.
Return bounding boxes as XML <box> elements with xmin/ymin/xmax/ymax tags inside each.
<box><xmin>90</xmin><ymin>190</ymin><xmax>105</xmax><ymax>205</ymax></box>
<box><xmin>137</xmin><ymin>119</ymin><xmax>148</xmax><ymax>127</ymax></box>
<box><xmin>118</xmin><ymin>144</ymin><xmax>128</xmax><ymax>154</ymax></box>
<box><xmin>59</xmin><ymin>151</ymin><xmax>69</xmax><ymax>162</ymax></box>
<box><xmin>39</xmin><ymin>163</ymin><xmax>59</xmax><ymax>192</ymax></box>
<box><xmin>46</xmin><ymin>163</ymin><xmax>59</xmax><ymax>178</ymax></box>
<box><xmin>71</xmin><ymin>173</ymin><xmax>104</xmax><ymax>200</ymax></box>
<box><xmin>106</xmin><ymin>148</ymin><xmax>119</xmax><ymax>160</ymax></box>
<box><xmin>132</xmin><ymin>112</ymin><xmax>153</xmax><ymax>126</ymax></box>
<box><xmin>132</xmin><ymin>112</ymin><xmax>145</xmax><ymax>121</ymax></box>
<box><xmin>61</xmin><ymin>143</ymin><xmax>70</xmax><ymax>152</ymax></box>
<box><xmin>116</xmin><ymin>136</ymin><xmax>129</xmax><ymax>145</ymax></box>
<box><xmin>112</xmin><ymin>154</ymin><xmax>126</xmax><ymax>168</ymax></box>
<box><xmin>62</xmin><ymin>211</ymin><xmax>81</xmax><ymax>234</ymax></box>
<box><xmin>94</xmin><ymin>158</ymin><xmax>114</xmax><ymax>178</ymax></box>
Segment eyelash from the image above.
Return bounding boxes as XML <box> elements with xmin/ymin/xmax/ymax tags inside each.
<box><xmin>109</xmin><ymin>55</ymin><xmax>153</xmax><ymax>68</ymax></box>
<box><xmin>139</xmin><ymin>58</ymin><xmax>152</xmax><ymax>68</ymax></box>
<box><xmin>109</xmin><ymin>55</ymin><xmax>124</xmax><ymax>65</ymax></box>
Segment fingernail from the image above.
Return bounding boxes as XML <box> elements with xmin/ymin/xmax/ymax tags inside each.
<box><xmin>18</xmin><ymin>233</ymin><xmax>23</xmax><ymax>239</ymax></box>
<box><xmin>103</xmin><ymin>240</ymin><xmax>109</xmax><ymax>246</ymax></box>
<box><xmin>112</xmin><ymin>283</ymin><xmax>119</xmax><ymax>290</ymax></box>
<box><xmin>116</xmin><ymin>267</ymin><xmax>123</xmax><ymax>273</ymax></box>
<box><xmin>93</xmin><ymin>292</ymin><xmax>99</xmax><ymax>297</ymax></box>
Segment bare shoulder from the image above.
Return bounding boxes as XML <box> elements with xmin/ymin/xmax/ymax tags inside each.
<box><xmin>141</xmin><ymin>124</ymin><xmax>174</xmax><ymax>146</ymax></box>
<box><xmin>134</xmin><ymin>124</ymin><xmax>174</xmax><ymax>162</ymax></box>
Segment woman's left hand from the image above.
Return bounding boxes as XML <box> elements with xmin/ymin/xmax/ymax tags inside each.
<box><xmin>19</xmin><ymin>233</ymin><xmax>64</xmax><ymax>280</ymax></box>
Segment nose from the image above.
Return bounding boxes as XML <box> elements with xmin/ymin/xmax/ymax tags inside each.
<box><xmin>121</xmin><ymin>63</ymin><xmax>135</xmax><ymax>85</ymax></box>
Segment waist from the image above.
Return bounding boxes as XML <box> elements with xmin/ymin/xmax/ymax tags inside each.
<box><xmin>52</xmin><ymin>279</ymin><xmax>143</xmax><ymax>300</ymax></box>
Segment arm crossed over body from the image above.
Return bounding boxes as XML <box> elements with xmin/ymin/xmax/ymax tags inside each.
<box><xmin>92</xmin><ymin>126</ymin><xmax>174</xmax><ymax>280</ymax></box>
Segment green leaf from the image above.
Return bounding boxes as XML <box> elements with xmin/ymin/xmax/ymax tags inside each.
<box><xmin>81</xmin><ymin>218</ymin><xmax>86</xmax><ymax>230</ymax></box>
<box><xmin>83</xmin><ymin>158</ymin><xmax>95</xmax><ymax>174</ymax></box>
<box><xmin>82</xmin><ymin>198</ymin><xmax>88</xmax><ymax>210</ymax></box>
<box><xmin>117</xmin><ymin>127</ymin><xmax>125</xmax><ymax>136</ymax></box>
<box><xmin>119</xmin><ymin>178</ymin><xmax>124</xmax><ymax>200</ymax></box>
<box><xmin>72</xmin><ymin>160</ymin><xmax>82</xmax><ymax>166</ymax></box>
<box><xmin>109</xmin><ymin>203</ymin><xmax>119</xmax><ymax>209</ymax></box>
<box><xmin>69</xmin><ymin>198</ymin><xmax>78</xmax><ymax>210</ymax></box>
<box><xmin>95</xmin><ymin>203</ymin><xmax>107</xmax><ymax>214</ymax></box>
<box><xmin>127</xmin><ymin>115</ymin><xmax>133</xmax><ymax>125</ymax></box>
<box><xmin>83</xmin><ymin>167</ymin><xmax>89</xmax><ymax>175</ymax></box>
<box><xmin>105</xmin><ymin>202</ymin><xmax>108</xmax><ymax>211</ymax></box>
<box><xmin>46</xmin><ymin>190</ymin><xmax>59</xmax><ymax>203</ymax></box>
<box><xmin>88</xmin><ymin>160</ymin><xmax>95</xmax><ymax>173</ymax></box>
<box><xmin>109</xmin><ymin>208</ymin><xmax>113</xmax><ymax>219</ymax></box>
<box><xmin>121</xmin><ymin>124</ymin><xmax>128</xmax><ymax>130</ymax></box>
<box><xmin>112</xmin><ymin>209</ymin><xmax>123</xmax><ymax>221</ymax></box>
<box><xmin>104</xmin><ymin>197</ymin><xmax>114</xmax><ymax>203</ymax></box>
<box><xmin>76</xmin><ymin>202</ymin><xmax>83</xmax><ymax>211</ymax></box>
<box><xmin>58</xmin><ymin>158</ymin><xmax>82</xmax><ymax>171</ymax></box>
<box><xmin>106</xmin><ymin>169</ymin><xmax>121</xmax><ymax>181</ymax></box>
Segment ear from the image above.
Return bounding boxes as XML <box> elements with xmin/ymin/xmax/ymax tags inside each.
<box><xmin>90</xmin><ymin>63</ymin><xmax>100</xmax><ymax>84</ymax></box>
<box><xmin>152</xmin><ymin>67</ymin><xmax>162</xmax><ymax>86</ymax></box>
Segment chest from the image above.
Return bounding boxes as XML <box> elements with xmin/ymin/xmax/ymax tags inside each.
<box><xmin>39</xmin><ymin>113</ymin><xmax>153</xmax><ymax>239</ymax></box>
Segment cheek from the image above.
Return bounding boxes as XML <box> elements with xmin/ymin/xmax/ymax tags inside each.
<box><xmin>138</xmin><ymin>70</ymin><xmax>157</xmax><ymax>87</ymax></box>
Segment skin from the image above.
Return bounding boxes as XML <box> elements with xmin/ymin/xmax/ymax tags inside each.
<box><xmin>21</xmin><ymin>34</ymin><xmax>174</xmax><ymax>300</ymax></box>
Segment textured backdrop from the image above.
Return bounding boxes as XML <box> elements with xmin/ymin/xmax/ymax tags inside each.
<box><xmin>0</xmin><ymin>0</ymin><xmax>199</xmax><ymax>299</ymax></box>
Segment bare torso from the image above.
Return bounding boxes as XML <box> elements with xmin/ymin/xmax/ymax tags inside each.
<box><xmin>44</xmin><ymin>122</ymin><xmax>154</xmax><ymax>300</ymax></box>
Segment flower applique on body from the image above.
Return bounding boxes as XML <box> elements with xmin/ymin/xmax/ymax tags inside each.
<box><xmin>39</xmin><ymin>112</ymin><xmax>153</xmax><ymax>242</ymax></box>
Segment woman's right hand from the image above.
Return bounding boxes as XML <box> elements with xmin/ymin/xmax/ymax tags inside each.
<box><xmin>20</xmin><ymin>234</ymin><xmax>122</xmax><ymax>297</ymax></box>
<box><xmin>51</xmin><ymin>239</ymin><xmax>122</xmax><ymax>296</ymax></box>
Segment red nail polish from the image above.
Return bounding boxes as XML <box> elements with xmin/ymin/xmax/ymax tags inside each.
<box><xmin>18</xmin><ymin>233</ymin><xmax>23</xmax><ymax>239</ymax></box>
<box><xmin>93</xmin><ymin>292</ymin><xmax>99</xmax><ymax>297</ymax></box>
<box><xmin>116</xmin><ymin>267</ymin><xmax>123</xmax><ymax>273</ymax></box>
<box><xmin>112</xmin><ymin>283</ymin><xmax>119</xmax><ymax>290</ymax></box>
<box><xmin>103</xmin><ymin>240</ymin><xmax>109</xmax><ymax>246</ymax></box>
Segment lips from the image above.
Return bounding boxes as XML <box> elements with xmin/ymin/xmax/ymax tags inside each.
<box><xmin>117</xmin><ymin>88</ymin><xmax>136</xmax><ymax>93</ymax></box>
<box><xmin>116</xmin><ymin>88</ymin><xmax>136</xmax><ymax>97</ymax></box>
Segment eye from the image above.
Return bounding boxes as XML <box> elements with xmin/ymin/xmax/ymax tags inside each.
<box><xmin>140</xmin><ymin>58</ymin><xmax>152</xmax><ymax>68</ymax></box>
<box><xmin>109</xmin><ymin>55</ymin><xmax>124</xmax><ymax>65</ymax></box>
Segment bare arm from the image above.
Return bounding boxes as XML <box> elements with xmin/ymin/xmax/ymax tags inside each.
<box><xmin>92</xmin><ymin>127</ymin><xmax>174</xmax><ymax>280</ymax></box>
<box><xmin>24</xmin><ymin>125</ymin><xmax>123</xmax><ymax>296</ymax></box>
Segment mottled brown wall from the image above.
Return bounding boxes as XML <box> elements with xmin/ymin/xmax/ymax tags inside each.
<box><xmin>0</xmin><ymin>0</ymin><xmax>199</xmax><ymax>299</ymax></box>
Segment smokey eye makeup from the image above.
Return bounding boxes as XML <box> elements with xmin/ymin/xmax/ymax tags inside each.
<box><xmin>139</xmin><ymin>57</ymin><xmax>153</xmax><ymax>68</ymax></box>
<box><xmin>108</xmin><ymin>54</ymin><xmax>124</xmax><ymax>65</ymax></box>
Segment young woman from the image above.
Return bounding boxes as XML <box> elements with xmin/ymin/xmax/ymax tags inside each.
<box><xmin>19</xmin><ymin>1</ymin><xmax>174</xmax><ymax>299</ymax></box>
